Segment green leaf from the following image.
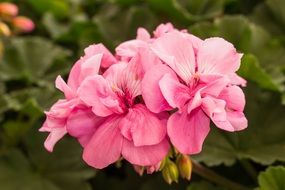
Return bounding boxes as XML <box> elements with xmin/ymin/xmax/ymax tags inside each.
<box><xmin>178</xmin><ymin>0</ymin><xmax>225</xmax><ymax>20</ymax></box>
<box><xmin>146</xmin><ymin>0</ymin><xmax>195</xmax><ymax>24</ymax></box>
<box><xmin>94</xmin><ymin>4</ymin><xmax>159</xmax><ymax>48</ymax></box>
<box><xmin>0</xmin><ymin>37</ymin><xmax>71</xmax><ymax>84</ymax></box>
<box><xmin>187</xmin><ymin>181</ymin><xmax>224</xmax><ymax>190</ymax></box>
<box><xmin>0</xmin><ymin>130</ymin><xmax>95</xmax><ymax>190</ymax></box>
<box><xmin>193</xmin><ymin>85</ymin><xmax>285</xmax><ymax>166</ymax></box>
<box><xmin>238</xmin><ymin>54</ymin><xmax>279</xmax><ymax>91</ymax></box>
<box><xmin>257</xmin><ymin>166</ymin><xmax>285</xmax><ymax>190</ymax></box>
<box><xmin>27</xmin><ymin>0</ymin><xmax>70</xmax><ymax>19</ymax></box>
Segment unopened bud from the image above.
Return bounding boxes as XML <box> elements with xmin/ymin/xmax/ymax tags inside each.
<box><xmin>12</xmin><ymin>16</ymin><xmax>35</xmax><ymax>33</ymax></box>
<box><xmin>0</xmin><ymin>21</ymin><xmax>11</xmax><ymax>36</ymax></box>
<box><xmin>0</xmin><ymin>2</ymin><xmax>18</xmax><ymax>17</ymax></box>
<box><xmin>162</xmin><ymin>160</ymin><xmax>179</xmax><ymax>184</ymax></box>
<box><xmin>133</xmin><ymin>165</ymin><xmax>144</xmax><ymax>176</ymax></box>
<box><xmin>177</xmin><ymin>154</ymin><xmax>192</xmax><ymax>180</ymax></box>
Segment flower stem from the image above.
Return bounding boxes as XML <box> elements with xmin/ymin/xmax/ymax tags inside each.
<box><xmin>192</xmin><ymin>161</ymin><xmax>251</xmax><ymax>190</ymax></box>
<box><xmin>239</xmin><ymin>159</ymin><xmax>258</xmax><ymax>183</ymax></box>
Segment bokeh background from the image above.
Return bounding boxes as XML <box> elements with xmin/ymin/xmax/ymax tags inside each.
<box><xmin>0</xmin><ymin>0</ymin><xmax>285</xmax><ymax>190</ymax></box>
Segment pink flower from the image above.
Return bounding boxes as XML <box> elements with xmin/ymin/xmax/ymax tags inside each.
<box><xmin>142</xmin><ymin>31</ymin><xmax>247</xmax><ymax>154</ymax></box>
<box><xmin>115</xmin><ymin>23</ymin><xmax>179</xmax><ymax>61</ymax></box>
<box><xmin>133</xmin><ymin>162</ymin><xmax>161</xmax><ymax>176</ymax></box>
<box><xmin>0</xmin><ymin>2</ymin><xmax>18</xmax><ymax>17</ymax></box>
<box><xmin>78</xmin><ymin>61</ymin><xmax>170</xmax><ymax>169</ymax></box>
<box><xmin>40</xmin><ymin>44</ymin><xmax>116</xmax><ymax>152</ymax></box>
<box><xmin>12</xmin><ymin>16</ymin><xmax>35</xmax><ymax>33</ymax></box>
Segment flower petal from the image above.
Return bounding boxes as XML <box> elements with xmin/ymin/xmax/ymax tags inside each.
<box><xmin>84</xmin><ymin>43</ymin><xmax>117</xmax><ymax>68</ymax></box>
<box><xmin>167</xmin><ymin>109</ymin><xmax>210</xmax><ymax>154</ymax></box>
<box><xmin>67</xmin><ymin>48</ymin><xmax>104</xmax><ymax>90</ymax></box>
<box><xmin>151</xmin><ymin>31</ymin><xmax>196</xmax><ymax>83</ymax></box>
<box><xmin>226</xmin><ymin>111</ymin><xmax>248</xmax><ymax>131</ymax></box>
<box><xmin>55</xmin><ymin>75</ymin><xmax>75</xmax><ymax>100</ymax></box>
<box><xmin>202</xmin><ymin>96</ymin><xmax>234</xmax><ymax>131</ymax></box>
<box><xmin>78</xmin><ymin>75</ymin><xmax>119</xmax><ymax>117</ymax></box>
<box><xmin>219</xmin><ymin>85</ymin><xmax>246</xmax><ymax>111</ymax></box>
<box><xmin>197</xmin><ymin>37</ymin><xmax>242</xmax><ymax>75</ymax></box>
<box><xmin>119</xmin><ymin>104</ymin><xmax>167</xmax><ymax>146</ymax></box>
<box><xmin>141</xmin><ymin>63</ymin><xmax>174</xmax><ymax>113</ymax></box>
<box><xmin>136</xmin><ymin>27</ymin><xmax>151</xmax><ymax>41</ymax></box>
<box><xmin>83</xmin><ymin>116</ymin><xmax>123</xmax><ymax>169</ymax></box>
<box><xmin>40</xmin><ymin>121</ymin><xmax>67</xmax><ymax>152</ymax></box>
<box><xmin>159</xmin><ymin>73</ymin><xmax>190</xmax><ymax>110</ymax></box>
<box><xmin>122</xmin><ymin>138</ymin><xmax>169</xmax><ymax>166</ymax></box>
<box><xmin>116</xmin><ymin>39</ymin><xmax>147</xmax><ymax>59</ymax></box>
<box><xmin>66</xmin><ymin>108</ymin><xmax>103</xmax><ymax>147</ymax></box>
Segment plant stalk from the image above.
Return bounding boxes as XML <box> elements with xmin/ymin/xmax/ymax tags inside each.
<box><xmin>192</xmin><ymin>161</ymin><xmax>251</xmax><ymax>190</ymax></box>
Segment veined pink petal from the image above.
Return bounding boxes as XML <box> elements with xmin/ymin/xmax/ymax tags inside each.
<box><xmin>78</xmin><ymin>75</ymin><xmax>120</xmax><ymax>117</ymax></box>
<box><xmin>77</xmin><ymin>53</ymin><xmax>103</xmax><ymax>83</ymax></box>
<box><xmin>122</xmin><ymin>138</ymin><xmax>169</xmax><ymax>166</ymax></box>
<box><xmin>202</xmin><ymin>96</ymin><xmax>234</xmax><ymax>131</ymax></box>
<box><xmin>153</xmin><ymin>23</ymin><xmax>175</xmax><ymax>38</ymax></box>
<box><xmin>151</xmin><ymin>31</ymin><xmax>196</xmax><ymax>83</ymax></box>
<box><xmin>197</xmin><ymin>37</ymin><xmax>242</xmax><ymax>75</ymax></box>
<box><xmin>219</xmin><ymin>85</ymin><xmax>246</xmax><ymax>111</ymax></box>
<box><xmin>55</xmin><ymin>75</ymin><xmax>75</xmax><ymax>100</ymax></box>
<box><xmin>66</xmin><ymin>108</ymin><xmax>103</xmax><ymax>147</ymax></box>
<box><xmin>115</xmin><ymin>39</ymin><xmax>147</xmax><ymax>59</ymax></box>
<box><xmin>141</xmin><ymin>63</ymin><xmax>174</xmax><ymax>113</ymax></box>
<box><xmin>226</xmin><ymin>111</ymin><xmax>248</xmax><ymax>131</ymax></box>
<box><xmin>119</xmin><ymin>104</ymin><xmax>167</xmax><ymax>146</ymax></box>
<box><xmin>39</xmin><ymin>120</ymin><xmax>67</xmax><ymax>152</ymax></box>
<box><xmin>159</xmin><ymin>73</ymin><xmax>190</xmax><ymax>110</ymax></box>
<box><xmin>200</xmin><ymin>75</ymin><xmax>230</xmax><ymax>97</ymax></box>
<box><xmin>67</xmin><ymin>46</ymin><xmax>106</xmax><ymax>90</ymax></box>
<box><xmin>228</xmin><ymin>73</ymin><xmax>247</xmax><ymax>87</ymax></box>
<box><xmin>84</xmin><ymin>43</ymin><xmax>117</xmax><ymax>68</ymax></box>
<box><xmin>167</xmin><ymin>109</ymin><xmax>210</xmax><ymax>154</ymax></box>
<box><xmin>83</xmin><ymin>116</ymin><xmax>123</xmax><ymax>169</ymax></box>
<box><xmin>136</xmin><ymin>27</ymin><xmax>151</xmax><ymax>41</ymax></box>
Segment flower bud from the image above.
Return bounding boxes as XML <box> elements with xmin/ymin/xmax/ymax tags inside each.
<box><xmin>0</xmin><ymin>21</ymin><xmax>11</xmax><ymax>36</ymax></box>
<box><xmin>176</xmin><ymin>154</ymin><xmax>192</xmax><ymax>180</ymax></box>
<box><xmin>0</xmin><ymin>2</ymin><xmax>18</xmax><ymax>17</ymax></box>
<box><xmin>162</xmin><ymin>160</ymin><xmax>179</xmax><ymax>184</ymax></box>
<box><xmin>133</xmin><ymin>165</ymin><xmax>144</xmax><ymax>176</ymax></box>
<box><xmin>12</xmin><ymin>16</ymin><xmax>35</xmax><ymax>33</ymax></box>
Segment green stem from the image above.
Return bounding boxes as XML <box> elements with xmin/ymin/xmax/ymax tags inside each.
<box><xmin>192</xmin><ymin>161</ymin><xmax>251</xmax><ymax>190</ymax></box>
<box><xmin>239</xmin><ymin>159</ymin><xmax>258</xmax><ymax>182</ymax></box>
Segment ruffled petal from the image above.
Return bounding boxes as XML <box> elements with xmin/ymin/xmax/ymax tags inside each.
<box><xmin>202</xmin><ymin>96</ymin><xmax>234</xmax><ymax>131</ymax></box>
<box><xmin>119</xmin><ymin>104</ymin><xmax>167</xmax><ymax>146</ymax></box>
<box><xmin>219</xmin><ymin>85</ymin><xmax>246</xmax><ymax>111</ymax></box>
<box><xmin>66</xmin><ymin>108</ymin><xmax>103</xmax><ymax>147</ymax></box>
<box><xmin>159</xmin><ymin>73</ymin><xmax>190</xmax><ymax>110</ymax></box>
<box><xmin>122</xmin><ymin>138</ymin><xmax>169</xmax><ymax>166</ymax></box>
<box><xmin>83</xmin><ymin>116</ymin><xmax>123</xmax><ymax>169</ymax></box>
<box><xmin>78</xmin><ymin>75</ymin><xmax>120</xmax><ymax>117</ymax></box>
<box><xmin>151</xmin><ymin>31</ymin><xmax>196</xmax><ymax>83</ymax></box>
<box><xmin>141</xmin><ymin>63</ymin><xmax>174</xmax><ymax>113</ymax></box>
<box><xmin>167</xmin><ymin>109</ymin><xmax>210</xmax><ymax>154</ymax></box>
<box><xmin>39</xmin><ymin>121</ymin><xmax>67</xmax><ymax>152</ymax></box>
<box><xmin>84</xmin><ymin>43</ymin><xmax>117</xmax><ymax>68</ymax></box>
<box><xmin>197</xmin><ymin>37</ymin><xmax>242</xmax><ymax>75</ymax></box>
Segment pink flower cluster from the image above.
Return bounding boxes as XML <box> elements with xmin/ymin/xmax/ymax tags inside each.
<box><xmin>40</xmin><ymin>23</ymin><xmax>247</xmax><ymax>171</ymax></box>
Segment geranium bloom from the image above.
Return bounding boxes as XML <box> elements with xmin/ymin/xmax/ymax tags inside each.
<box><xmin>78</xmin><ymin>61</ymin><xmax>170</xmax><ymax>169</ymax></box>
<box><xmin>142</xmin><ymin>31</ymin><xmax>247</xmax><ymax>154</ymax></box>
<box><xmin>115</xmin><ymin>23</ymin><xmax>178</xmax><ymax>61</ymax></box>
<box><xmin>40</xmin><ymin>44</ymin><xmax>116</xmax><ymax>151</ymax></box>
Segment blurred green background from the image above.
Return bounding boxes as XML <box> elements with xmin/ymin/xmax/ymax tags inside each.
<box><xmin>0</xmin><ymin>0</ymin><xmax>285</xmax><ymax>190</ymax></box>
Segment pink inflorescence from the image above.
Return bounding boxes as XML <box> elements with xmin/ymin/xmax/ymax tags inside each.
<box><xmin>40</xmin><ymin>23</ymin><xmax>247</xmax><ymax>173</ymax></box>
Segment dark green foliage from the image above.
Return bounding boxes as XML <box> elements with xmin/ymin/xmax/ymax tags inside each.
<box><xmin>0</xmin><ymin>0</ymin><xmax>284</xmax><ymax>189</ymax></box>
